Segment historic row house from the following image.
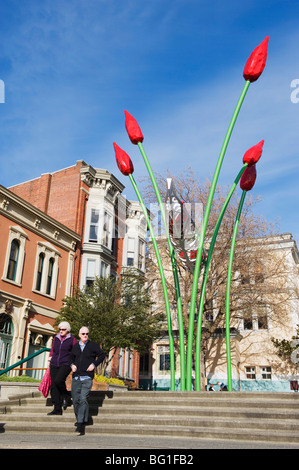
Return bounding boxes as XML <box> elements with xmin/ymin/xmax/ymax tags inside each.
<box><xmin>0</xmin><ymin>184</ymin><xmax>80</xmax><ymax>378</ymax></box>
<box><xmin>6</xmin><ymin>161</ymin><xmax>147</xmax><ymax>384</ymax></box>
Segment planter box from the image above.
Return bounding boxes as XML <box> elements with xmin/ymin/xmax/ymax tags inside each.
<box><xmin>92</xmin><ymin>381</ymin><xmax>128</xmax><ymax>392</ymax></box>
<box><xmin>0</xmin><ymin>375</ymin><xmax>128</xmax><ymax>401</ymax></box>
<box><xmin>66</xmin><ymin>373</ymin><xmax>127</xmax><ymax>392</ymax></box>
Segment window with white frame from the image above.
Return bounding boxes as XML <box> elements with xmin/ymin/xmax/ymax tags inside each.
<box><xmin>89</xmin><ymin>208</ymin><xmax>99</xmax><ymax>242</ymax></box>
<box><xmin>245</xmin><ymin>366</ymin><xmax>256</xmax><ymax>379</ymax></box>
<box><xmin>240</xmin><ymin>305</ymin><xmax>268</xmax><ymax>331</ymax></box>
<box><xmin>86</xmin><ymin>259</ymin><xmax>96</xmax><ymax>287</ymax></box>
<box><xmin>100</xmin><ymin>261</ymin><xmax>109</xmax><ymax>278</ymax></box>
<box><xmin>138</xmin><ymin>239</ymin><xmax>145</xmax><ymax>271</ymax></box>
<box><xmin>126</xmin><ymin>237</ymin><xmax>135</xmax><ymax>267</ymax></box>
<box><xmin>158</xmin><ymin>345</ymin><xmax>176</xmax><ymax>374</ymax></box>
<box><xmin>102</xmin><ymin>211</ymin><xmax>112</xmax><ymax>248</ymax></box>
<box><xmin>7</xmin><ymin>239</ymin><xmax>19</xmax><ymax>281</ymax></box>
<box><xmin>33</xmin><ymin>242</ymin><xmax>60</xmax><ymax>298</ymax></box>
<box><xmin>35</xmin><ymin>253</ymin><xmax>44</xmax><ymax>291</ymax></box>
<box><xmin>2</xmin><ymin>226</ymin><xmax>27</xmax><ymax>286</ymax></box>
<box><xmin>261</xmin><ymin>366</ymin><xmax>271</xmax><ymax>380</ymax></box>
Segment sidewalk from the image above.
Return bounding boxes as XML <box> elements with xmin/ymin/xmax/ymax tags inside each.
<box><xmin>1</xmin><ymin>431</ymin><xmax>299</xmax><ymax>449</ymax></box>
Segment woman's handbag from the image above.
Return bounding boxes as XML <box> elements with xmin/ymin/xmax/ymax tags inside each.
<box><xmin>38</xmin><ymin>368</ymin><xmax>51</xmax><ymax>397</ymax></box>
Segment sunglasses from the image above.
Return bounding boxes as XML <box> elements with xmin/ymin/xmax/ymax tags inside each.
<box><xmin>81</xmin><ymin>332</ymin><xmax>89</xmax><ymax>335</ymax></box>
<box><xmin>59</xmin><ymin>328</ymin><xmax>66</xmax><ymax>331</ymax></box>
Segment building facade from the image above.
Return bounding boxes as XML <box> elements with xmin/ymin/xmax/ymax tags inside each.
<box><xmin>8</xmin><ymin>161</ymin><xmax>147</xmax><ymax>384</ymax></box>
<box><xmin>140</xmin><ymin>233</ymin><xmax>299</xmax><ymax>392</ymax></box>
<box><xmin>0</xmin><ymin>185</ymin><xmax>80</xmax><ymax>378</ymax></box>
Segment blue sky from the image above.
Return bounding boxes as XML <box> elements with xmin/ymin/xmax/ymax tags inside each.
<box><xmin>0</xmin><ymin>0</ymin><xmax>298</xmax><ymax>243</ymax></box>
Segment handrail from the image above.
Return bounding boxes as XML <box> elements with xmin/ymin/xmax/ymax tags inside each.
<box><xmin>0</xmin><ymin>368</ymin><xmax>47</xmax><ymax>371</ymax></box>
<box><xmin>0</xmin><ymin>347</ymin><xmax>50</xmax><ymax>377</ymax></box>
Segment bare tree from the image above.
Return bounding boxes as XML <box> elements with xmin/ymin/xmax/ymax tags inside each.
<box><xmin>141</xmin><ymin>168</ymin><xmax>298</xmax><ymax>388</ymax></box>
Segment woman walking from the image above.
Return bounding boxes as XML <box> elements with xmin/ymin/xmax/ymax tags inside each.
<box><xmin>47</xmin><ymin>321</ymin><xmax>77</xmax><ymax>415</ymax></box>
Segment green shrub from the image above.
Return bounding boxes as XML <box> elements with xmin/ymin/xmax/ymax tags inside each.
<box><xmin>0</xmin><ymin>374</ymin><xmax>40</xmax><ymax>383</ymax></box>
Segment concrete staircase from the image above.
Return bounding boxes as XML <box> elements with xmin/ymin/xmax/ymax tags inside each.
<box><xmin>1</xmin><ymin>390</ymin><xmax>299</xmax><ymax>445</ymax></box>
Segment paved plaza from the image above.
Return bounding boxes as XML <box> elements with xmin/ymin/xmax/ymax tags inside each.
<box><xmin>1</xmin><ymin>431</ymin><xmax>299</xmax><ymax>450</ymax></box>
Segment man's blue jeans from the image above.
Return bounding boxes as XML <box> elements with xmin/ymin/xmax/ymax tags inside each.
<box><xmin>71</xmin><ymin>377</ymin><xmax>93</xmax><ymax>424</ymax></box>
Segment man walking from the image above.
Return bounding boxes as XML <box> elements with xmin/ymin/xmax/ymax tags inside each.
<box><xmin>69</xmin><ymin>326</ymin><xmax>105</xmax><ymax>435</ymax></box>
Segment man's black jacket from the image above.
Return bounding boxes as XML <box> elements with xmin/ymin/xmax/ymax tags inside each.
<box><xmin>69</xmin><ymin>340</ymin><xmax>106</xmax><ymax>379</ymax></box>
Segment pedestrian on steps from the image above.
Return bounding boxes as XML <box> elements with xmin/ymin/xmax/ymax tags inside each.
<box><xmin>69</xmin><ymin>326</ymin><xmax>105</xmax><ymax>435</ymax></box>
<box><xmin>47</xmin><ymin>321</ymin><xmax>77</xmax><ymax>416</ymax></box>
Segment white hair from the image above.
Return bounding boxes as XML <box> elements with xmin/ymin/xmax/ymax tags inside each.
<box><xmin>58</xmin><ymin>321</ymin><xmax>71</xmax><ymax>332</ymax></box>
<box><xmin>79</xmin><ymin>326</ymin><xmax>89</xmax><ymax>334</ymax></box>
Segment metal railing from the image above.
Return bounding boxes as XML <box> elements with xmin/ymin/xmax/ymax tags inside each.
<box><xmin>0</xmin><ymin>347</ymin><xmax>50</xmax><ymax>379</ymax></box>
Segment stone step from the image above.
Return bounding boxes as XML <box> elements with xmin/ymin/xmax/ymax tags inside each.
<box><xmin>1</xmin><ymin>391</ymin><xmax>299</xmax><ymax>445</ymax></box>
<box><xmin>2</xmin><ymin>410</ymin><xmax>299</xmax><ymax>432</ymax></box>
<box><xmin>3</xmin><ymin>391</ymin><xmax>298</xmax><ymax>404</ymax></box>
<box><xmin>103</xmin><ymin>397</ymin><xmax>299</xmax><ymax>407</ymax></box>
<box><xmin>2</xmin><ymin>420</ymin><xmax>299</xmax><ymax>444</ymax></box>
<box><xmin>3</xmin><ymin>402</ymin><xmax>299</xmax><ymax>421</ymax></box>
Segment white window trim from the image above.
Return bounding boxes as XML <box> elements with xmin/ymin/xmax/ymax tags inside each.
<box><xmin>32</xmin><ymin>241</ymin><xmax>60</xmax><ymax>298</ymax></box>
<box><xmin>2</xmin><ymin>226</ymin><xmax>28</xmax><ymax>286</ymax></box>
<box><xmin>101</xmin><ymin>209</ymin><xmax>113</xmax><ymax>250</ymax></box>
<box><xmin>100</xmin><ymin>260</ymin><xmax>110</xmax><ymax>278</ymax></box>
<box><xmin>87</xmin><ymin>207</ymin><xmax>100</xmax><ymax>243</ymax></box>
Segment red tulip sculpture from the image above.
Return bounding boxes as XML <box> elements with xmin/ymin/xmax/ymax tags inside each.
<box><xmin>113</xmin><ymin>142</ymin><xmax>134</xmax><ymax>175</ymax></box>
<box><xmin>188</xmin><ymin>37</ymin><xmax>269</xmax><ymax>391</ymax></box>
<box><xmin>113</xmin><ymin>141</ymin><xmax>177</xmax><ymax>390</ymax></box>
<box><xmin>195</xmin><ymin>139</ymin><xmax>264</xmax><ymax>391</ymax></box>
<box><xmin>240</xmin><ymin>164</ymin><xmax>257</xmax><ymax>191</ymax></box>
<box><xmin>122</xmin><ymin>110</ymin><xmax>186</xmax><ymax>390</ymax></box>
<box><xmin>115</xmin><ymin>37</ymin><xmax>270</xmax><ymax>393</ymax></box>
<box><xmin>243</xmin><ymin>140</ymin><xmax>264</xmax><ymax>166</ymax></box>
<box><xmin>243</xmin><ymin>36</ymin><xmax>269</xmax><ymax>83</ymax></box>
<box><xmin>225</xmin><ymin>146</ymin><xmax>261</xmax><ymax>390</ymax></box>
<box><xmin>124</xmin><ymin>110</ymin><xmax>144</xmax><ymax>145</ymax></box>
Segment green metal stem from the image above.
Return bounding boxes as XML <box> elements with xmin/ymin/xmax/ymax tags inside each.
<box><xmin>195</xmin><ymin>164</ymin><xmax>248</xmax><ymax>389</ymax></box>
<box><xmin>0</xmin><ymin>347</ymin><xmax>51</xmax><ymax>376</ymax></box>
<box><xmin>137</xmin><ymin>142</ymin><xmax>186</xmax><ymax>391</ymax></box>
<box><xmin>226</xmin><ymin>189</ymin><xmax>247</xmax><ymax>391</ymax></box>
<box><xmin>129</xmin><ymin>173</ymin><xmax>176</xmax><ymax>391</ymax></box>
<box><xmin>186</xmin><ymin>80</ymin><xmax>250</xmax><ymax>391</ymax></box>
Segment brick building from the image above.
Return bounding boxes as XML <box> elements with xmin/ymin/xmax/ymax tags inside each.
<box><xmin>8</xmin><ymin>161</ymin><xmax>147</xmax><ymax>384</ymax></box>
<box><xmin>0</xmin><ymin>185</ymin><xmax>80</xmax><ymax>378</ymax></box>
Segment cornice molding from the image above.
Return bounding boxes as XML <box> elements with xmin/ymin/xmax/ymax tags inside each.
<box><xmin>0</xmin><ymin>185</ymin><xmax>81</xmax><ymax>252</ymax></box>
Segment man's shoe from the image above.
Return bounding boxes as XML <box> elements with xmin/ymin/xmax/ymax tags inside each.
<box><xmin>47</xmin><ymin>409</ymin><xmax>62</xmax><ymax>416</ymax></box>
<box><xmin>75</xmin><ymin>423</ymin><xmax>85</xmax><ymax>435</ymax></box>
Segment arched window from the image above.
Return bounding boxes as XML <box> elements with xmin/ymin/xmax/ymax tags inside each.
<box><xmin>6</xmin><ymin>239</ymin><xmax>20</xmax><ymax>281</ymax></box>
<box><xmin>46</xmin><ymin>257</ymin><xmax>55</xmax><ymax>295</ymax></box>
<box><xmin>33</xmin><ymin>242</ymin><xmax>60</xmax><ymax>298</ymax></box>
<box><xmin>35</xmin><ymin>253</ymin><xmax>44</xmax><ymax>291</ymax></box>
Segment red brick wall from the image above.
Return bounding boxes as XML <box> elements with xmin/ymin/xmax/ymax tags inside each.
<box><xmin>9</xmin><ymin>162</ymin><xmax>87</xmax><ymax>235</ymax></box>
<box><xmin>9</xmin><ymin>173</ymin><xmax>52</xmax><ymax>213</ymax></box>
